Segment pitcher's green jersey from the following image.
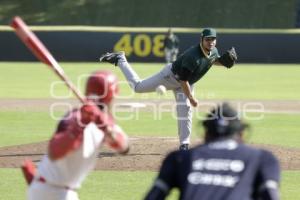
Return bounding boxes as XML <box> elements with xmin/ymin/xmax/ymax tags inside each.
<box><xmin>172</xmin><ymin>45</ymin><xmax>219</xmax><ymax>85</ymax></box>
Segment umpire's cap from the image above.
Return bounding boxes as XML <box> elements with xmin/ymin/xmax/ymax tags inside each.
<box><xmin>201</xmin><ymin>28</ymin><xmax>217</xmax><ymax>38</ymax></box>
<box><xmin>202</xmin><ymin>102</ymin><xmax>248</xmax><ymax>137</ymax></box>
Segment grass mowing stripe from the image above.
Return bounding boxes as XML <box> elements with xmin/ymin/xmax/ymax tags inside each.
<box><xmin>0</xmin><ymin>169</ymin><xmax>298</xmax><ymax>200</ymax></box>
<box><xmin>248</xmin><ymin>113</ymin><xmax>300</xmax><ymax>147</ymax></box>
<box><xmin>0</xmin><ymin>110</ymin><xmax>299</xmax><ymax>148</ymax></box>
<box><xmin>280</xmin><ymin>170</ymin><xmax>300</xmax><ymax>200</ymax></box>
<box><xmin>0</xmin><ymin>111</ymin><xmax>56</xmax><ymax>147</ymax></box>
<box><xmin>0</xmin><ymin>169</ymin><xmax>27</xmax><ymax>199</ymax></box>
<box><xmin>0</xmin><ymin>63</ymin><xmax>300</xmax><ymax>99</ymax></box>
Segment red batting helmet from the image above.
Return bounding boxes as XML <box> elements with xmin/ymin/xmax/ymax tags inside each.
<box><xmin>85</xmin><ymin>70</ymin><xmax>119</xmax><ymax>105</ymax></box>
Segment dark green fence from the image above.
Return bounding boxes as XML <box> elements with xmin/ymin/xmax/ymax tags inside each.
<box><xmin>0</xmin><ymin>0</ymin><xmax>297</xmax><ymax>28</ymax></box>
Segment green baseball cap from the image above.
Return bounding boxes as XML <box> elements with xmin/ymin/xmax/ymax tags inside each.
<box><xmin>201</xmin><ymin>28</ymin><xmax>217</xmax><ymax>38</ymax></box>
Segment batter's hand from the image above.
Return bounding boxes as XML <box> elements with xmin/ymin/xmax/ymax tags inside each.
<box><xmin>80</xmin><ymin>102</ymin><xmax>108</xmax><ymax>128</ymax></box>
<box><xmin>105</xmin><ymin>124</ymin><xmax>130</xmax><ymax>154</ymax></box>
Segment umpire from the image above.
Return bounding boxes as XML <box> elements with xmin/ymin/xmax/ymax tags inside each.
<box><xmin>144</xmin><ymin>102</ymin><xmax>281</xmax><ymax>200</ymax></box>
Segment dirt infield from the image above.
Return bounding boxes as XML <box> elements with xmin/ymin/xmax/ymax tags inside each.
<box><xmin>0</xmin><ymin>99</ymin><xmax>299</xmax><ymax>171</ymax></box>
<box><xmin>0</xmin><ymin>137</ymin><xmax>300</xmax><ymax>171</ymax></box>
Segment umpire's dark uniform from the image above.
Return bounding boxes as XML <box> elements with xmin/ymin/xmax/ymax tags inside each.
<box><xmin>144</xmin><ymin>103</ymin><xmax>280</xmax><ymax>200</ymax></box>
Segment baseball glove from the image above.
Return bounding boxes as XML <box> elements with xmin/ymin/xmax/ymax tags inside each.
<box><xmin>218</xmin><ymin>47</ymin><xmax>237</xmax><ymax>68</ymax></box>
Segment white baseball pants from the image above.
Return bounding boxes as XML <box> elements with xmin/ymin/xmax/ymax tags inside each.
<box><xmin>28</xmin><ymin>180</ymin><xmax>79</xmax><ymax>200</ymax></box>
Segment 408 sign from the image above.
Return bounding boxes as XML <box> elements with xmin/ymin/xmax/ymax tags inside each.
<box><xmin>113</xmin><ymin>34</ymin><xmax>166</xmax><ymax>58</ymax></box>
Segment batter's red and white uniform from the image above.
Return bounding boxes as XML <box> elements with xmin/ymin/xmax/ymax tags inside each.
<box><xmin>28</xmin><ymin>109</ymin><xmax>118</xmax><ymax>200</ymax></box>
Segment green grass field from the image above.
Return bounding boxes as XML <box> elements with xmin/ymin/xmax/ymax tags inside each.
<box><xmin>1</xmin><ymin>111</ymin><xmax>300</xmax><ymax>148</ymax></box>
<box><xmin>0</xmin><ymin>62</ymin><xmax>300</xmax><ymax>99</ymax></box>
<box><xmin>0</xmin><ymin>169</ymin><xmax>299</xmax><ymax>200</ymax></box>
<box><xmin>0</xmin><ymin>62</ymin><xmax>299</xmax><ymax>200</ymax></box>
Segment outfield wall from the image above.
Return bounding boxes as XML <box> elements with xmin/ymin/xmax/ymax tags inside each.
<box><xmin>2</xmin><ymin>26</ymin><xmax>300</xmax><ymax>63</ymax></box>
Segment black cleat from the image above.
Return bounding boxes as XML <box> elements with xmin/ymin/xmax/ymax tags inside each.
<box><xmin>99</xmin><ymin>51</ymin><xmax>124</xmax><ymax>66</ymax></box>
<box><xmin>179</xmin><ymin>144</ymin><xmax>189</xmax><ymax>151</ymax></box>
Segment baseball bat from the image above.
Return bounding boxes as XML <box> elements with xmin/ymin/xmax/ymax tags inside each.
<box><xmin>10</xmin><ymin>16</ymin><xmax>86</xmax><ymax>103</ymax></box>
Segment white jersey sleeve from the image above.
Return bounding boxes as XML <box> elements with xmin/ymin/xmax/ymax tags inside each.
<box><xmin>37</xmin><ymin>123</ymin><xmax>105</xmax><ymax>189</ymax></box>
